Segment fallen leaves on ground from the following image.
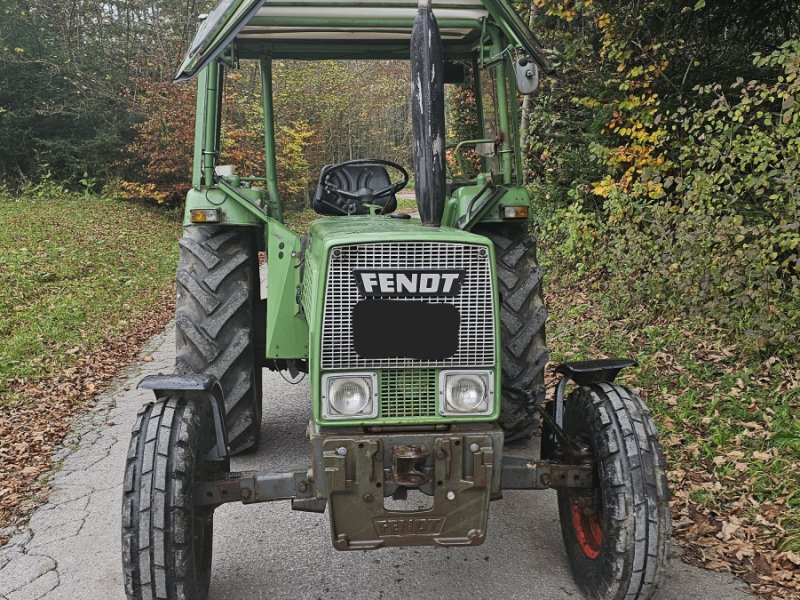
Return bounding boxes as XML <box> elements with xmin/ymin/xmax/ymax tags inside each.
<box><xmin>0</xmin><ymin>293</ymin><xmax>175</xmax><ymax>542</ymax></box>
<box><xmin>545</xmin><ymin>279</ymin><xmax>800</xmax><ymax>599</ymax></box>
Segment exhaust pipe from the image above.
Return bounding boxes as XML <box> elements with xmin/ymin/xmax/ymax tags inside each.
<box><xmin>411</xmin><ymin>0</ymin><xmax>446</xmax><ymax>227</ymax></box>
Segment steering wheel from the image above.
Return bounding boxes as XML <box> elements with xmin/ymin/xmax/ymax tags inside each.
<box><xmin>319</xmin><ymin>159</ymin><xmax>409</xmax><ymax>213</ymax></box>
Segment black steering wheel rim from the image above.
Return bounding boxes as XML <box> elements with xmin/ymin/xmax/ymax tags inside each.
<box><xmin>320</xmin><ymin>158</ymin><xmax>409</xmax><ymax>202</ymax></box>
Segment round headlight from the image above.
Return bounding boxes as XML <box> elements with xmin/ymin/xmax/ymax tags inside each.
<box><xmin>445</xmin><ymin>374</ymin><xmax>487</xmax><ymax>412</ymax></box>
<box><xmin>329</xmin><ymin>377</ymin><xmax>371</xmax><ymax>416</ymax></box>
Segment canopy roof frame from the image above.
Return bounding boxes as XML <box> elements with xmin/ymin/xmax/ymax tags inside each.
<box><xmin>175</xmin><ymin>0</ymin><xmax>552</xmax><ymax>81</ymax></box>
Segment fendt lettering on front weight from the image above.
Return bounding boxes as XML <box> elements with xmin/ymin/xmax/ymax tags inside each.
<box><xmin>374</xmin><ymin>517</ymin><xmax>446</xmax><ymax>538</ymax></box>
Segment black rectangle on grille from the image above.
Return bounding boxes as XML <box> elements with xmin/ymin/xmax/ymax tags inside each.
<box><xmin>353</xmin><ymin>300</ymin><xmax>459</xmax><ymax>360</ymax></box>
<box><xmin>380</xmin><ymin>370</ymin><xmax>437</xmax><ymax>418</ymax></box>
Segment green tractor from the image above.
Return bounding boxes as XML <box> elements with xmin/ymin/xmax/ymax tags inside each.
<box><xmin>122</xmin><ymin>1</ymin><xmax>671</xmax><ymax>599</ymax></box>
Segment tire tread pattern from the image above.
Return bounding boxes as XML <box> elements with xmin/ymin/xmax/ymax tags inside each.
<box><xmin>175</xmin><ymin>225</ymin><xmax>261</xmax><ymax>455</ymax></box>
<box><xmin>122</xmin><ymin>398</ymin><xmax>217</xmax><ymax>600</ymax></box>
<box><xmin>476</xmin><ymin>225</ymin><xmax>548</xmax><ymax>441</ymax></box>
<box><xmin>558</xmin><ymin>383</ymin><xmax>671</xmax><ymax>600</ymax></box>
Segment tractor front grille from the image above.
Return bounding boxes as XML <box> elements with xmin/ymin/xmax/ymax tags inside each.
<box><xmin>380</xmin><ymin>369</ymin><xmax>437</xmax><ymax>418</ymax></box>
<box><xmin>321</xmin><ymin>241</ymin><xmax>496</xmax><ymax>370</ymax></box>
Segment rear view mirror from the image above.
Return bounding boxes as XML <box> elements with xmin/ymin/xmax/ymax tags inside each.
<box><xmin>514</xmin><ymin>57</ymin><xmax>539</xmax><ymax>95</ymax></box>
<box><xmin>443</xmin><ymin>62</ymin><xmax>466</xmax><ymax>84</ymax></box>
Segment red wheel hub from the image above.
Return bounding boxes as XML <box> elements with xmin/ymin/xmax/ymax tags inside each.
<box><xmin>570</xmin><ymin>499</ymin><xmax>603</xmax><ymax>559</ymax></box>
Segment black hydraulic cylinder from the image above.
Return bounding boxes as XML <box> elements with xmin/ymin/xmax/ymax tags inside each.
<box><xmin>410</xmin><ymin>0</ymin><xmax>446</xmax><ymax>226</ymax></box>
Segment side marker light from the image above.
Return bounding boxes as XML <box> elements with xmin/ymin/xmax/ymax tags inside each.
<box><xmin>501</xmin><ymin>206</ymin><xmax>529</xmax><ymax>219</ymax></box>
<box><xmin>190</xmin><ymin>209</ymin><xmax>221</xmax><ymax>223</ymax></box>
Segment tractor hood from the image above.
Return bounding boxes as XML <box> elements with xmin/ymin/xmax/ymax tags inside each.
<box><xmin>174</xmin><ymin>0</ymin><xmax>553</xmax><ymax>81</ymax></box>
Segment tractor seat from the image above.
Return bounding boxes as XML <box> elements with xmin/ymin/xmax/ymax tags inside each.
<box><xmin>312</xmin><ymin>164</ymin><xmax>398</xmax><ymax>216</ymax></box>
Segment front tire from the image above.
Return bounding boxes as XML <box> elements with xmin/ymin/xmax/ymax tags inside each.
<box><xmin>477</xmin><ymin>224</ymin><xmax>548</xmax><ymax>443</ymax></box>
<box><xmin>557</xmin><ymin>383</ymin><xmax>671</xmax><ymax>600</ymax></box>
<box><xmin>121</xmin><ymin>397</ymin><xmax>226</xmax><ymax>600</ymax></box>
<box><xmin>175</xmin><ymin>225</ymin><xmax>262</xmax><ymax>454</ymax></box>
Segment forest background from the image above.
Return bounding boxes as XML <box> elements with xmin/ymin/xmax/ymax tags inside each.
<box><xmin>0</xmin><ymin>0</ymin><xmax>799</xmax><ymax>596</ymax></box>
<box><xmin>1</xmin><ymin>0</ymin><xmax>798</xmax><ymax>361</ymax></box>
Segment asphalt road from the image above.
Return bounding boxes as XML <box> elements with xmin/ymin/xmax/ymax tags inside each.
<box><xmin>0</xmin><ymin>324</ymin><xmax>754</xmax><ymax>600</ymax></box>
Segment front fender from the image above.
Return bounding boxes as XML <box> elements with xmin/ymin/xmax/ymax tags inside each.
<box><xmin>138</xmin><ymin>374</ymin><xmax>229</xmax><ymax>463</ymax></box>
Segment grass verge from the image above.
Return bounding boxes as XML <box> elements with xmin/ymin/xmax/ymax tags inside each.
<box><xmin>541</xmin><ymin>246</ymin><xmax>800</xmax><ymax>598</ymax></box>
<box><xmin>0</xmin><ymin>182</ymin><xmax>181</xmax><ymax>536</ymax></box>
<box><xmin>0</xmin><ymin>183</ymin><xmax>181</xmax><ymax>397</ymax></box>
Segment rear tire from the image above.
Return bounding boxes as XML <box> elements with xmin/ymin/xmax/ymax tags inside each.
<box><xmin>121</xmin><ymin>397</ymin><xmax>225</xmax><ymax>600</ymax></box>
<box><xmin>477</xmin><ymin>224</ymin><xmax>548</xmax><ymax>443</ymax></box>
<box><xmin>557</xmin><ymin>383</ymin><xmax>671</xmax><ymax>600</ymax></box>
<box><xmin>175</xmin><ymin>225</ymin><xmax>263</xmax><ymax>454</ymax></box>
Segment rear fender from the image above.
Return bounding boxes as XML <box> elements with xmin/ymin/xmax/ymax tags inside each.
<box><xmin>183</xmin><ymin>183</ymin><xmax>271</xmax><ymax>226</ymax></box>
<box><xmin>444</xmin><ymin>182</ymin><xmax>533</xmax><ymax>230</ymax></box>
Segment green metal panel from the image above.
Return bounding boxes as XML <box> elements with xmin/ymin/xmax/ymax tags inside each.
<box><xmin>183</xmin><ymin>184</ymin><xmax>269</xmax><ymax>226</ymax></box>
<box><xmin>487</xmin><ymin>27</ymin><xmax>513</xmax><ymax>184</ymax></box>
<box><xmin>192</xmin><ymin>68</ymin><xmax>208</xmax><ymax>189</ymax></box>
<box><xmin>508</xmin><ymin>54</ymin><xmax>524</xmax><ymax>184</ymax></box>
<box><xmin>306</xmin><ymin>213</ymin><xmax>496</xmax><ymax>241</ymax></box>
<box><xmin>442</xmin><ymin>183</ymin><xmax>533</xmax><ymax>229</ymax></box>
<box><xmin>302</xmin><ymin>216</ymin><xmax>502</xmax><ymax>427</ymax></box>
<box><xmin>203</xmin><ymin>63</ymin><xmax>222</xmax><ymax>186</ymax></box>
<box><xmin>266</xmin><ymin>220</ymin><xmax>308</xmax><ymax>358</ymax></box>
<box><xmin>259</xmin><ymin>57</ymin><xmax>283</xmax><ymax>221</ymax></box>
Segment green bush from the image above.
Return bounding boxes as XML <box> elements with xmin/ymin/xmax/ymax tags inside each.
<box><xmin>534</xmin><ymin>41</ymin><xmax>800</xmax><ymax>360</ymax></box>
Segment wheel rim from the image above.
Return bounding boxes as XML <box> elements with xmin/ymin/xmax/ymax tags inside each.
<box><xmin>570</xmin><ymin>499</ymin><xmax>603</xmax><ymax>559</ymax></box>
